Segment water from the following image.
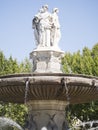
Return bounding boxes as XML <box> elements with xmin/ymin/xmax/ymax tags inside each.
<box><xmin>24</xmin><ymin>78</ymin><xmax>30</xmax><ymax>104</ymax></box>
<box><xmin>71</xmin><ymin>120</ymin><xmax>98</xmax><ymax>130</ymax></box>
<box><xmin>0</xmin><ymin>117</ymin><xmax>23</xmax><ymax>130</ymax></box>
<box><xmin>64</xmin><ymin>78</ymin><xmax>70</xmax><ymax>103</ymax></box>
<box><xmin>61</xmin><ymin>78</ymin><xmax>70</xmax><ymax>103</ymax></box>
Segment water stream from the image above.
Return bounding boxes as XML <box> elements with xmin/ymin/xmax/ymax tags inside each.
<box><xmin>24</xmin><ymin>78</ymin><xmax>30</xmax><ymax>104</ymax></box>
<box><xmin>0</xmin><ymin>117</ymin><xmax>23</xmax><ymax>130</ymax></box>
<box><xmin>72</xmin><ymin>120</ymin><xmax>98</xmax><ymax>130</ymax></box>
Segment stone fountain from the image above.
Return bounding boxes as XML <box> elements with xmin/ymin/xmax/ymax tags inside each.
<box><xmin>0</xmin><ymin>5</ymin><xmax>98</xmax><ymax>130</ymax></box>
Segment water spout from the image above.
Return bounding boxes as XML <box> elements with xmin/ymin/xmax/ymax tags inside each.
<box><xmin>61</xmin><ymin>78</ymin><xmax>70</xmax><ymax>103</ymax></box>
<box><xmin>0</xmin><ymin>117</ymin><xmax>23</xmax><ymax>130</ymax></box>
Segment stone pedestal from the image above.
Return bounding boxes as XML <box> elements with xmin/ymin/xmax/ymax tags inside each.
<box><xmin>30</xmin><ymin>47</ymin><xmax>64</xmax><ymax>73</ymax></box>
<box><xmin>26</xmin><ymin>100</ymin><xmax>69</xmax><ymax>130</ymax></box>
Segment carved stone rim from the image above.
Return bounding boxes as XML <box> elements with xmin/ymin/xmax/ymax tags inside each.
<box><xmin>0</xmin><ymin>73</ymin><xmax>98</xmax><ymax>104</ymax></box>
<box><xmin>0</xmin><ymin>73</ymin><xmax>98</xmax><ymax>79</ymax></box>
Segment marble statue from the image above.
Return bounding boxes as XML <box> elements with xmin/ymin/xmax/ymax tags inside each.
<box><xmin>51</xmin><ymin>8</ymin><xmax>61</xmax><ymax>47</ymax></box>
<box><xmin>31</xmin><ymin>5</ymin><xmax>64</xmax><ymax>73</ymax></box>
<box><xmin>33</xmin><ymin>5</ymin><xmax>52</xmax><ymax>47</ymax></box>
<box><xmin>32</xmin><ymin>15</ymin><xmax>39</xmax><ymax>46</ymax></box>
<box><xmin>32</xmin><ymin>5</ymin><xmax>61</xmax><ymax>48</ymax></box>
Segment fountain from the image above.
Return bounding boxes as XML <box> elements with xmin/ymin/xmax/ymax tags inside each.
<box><xmin>0</xmin><ymin>5</ymin><xmax>98</xmax><ymax>130</ymax></box>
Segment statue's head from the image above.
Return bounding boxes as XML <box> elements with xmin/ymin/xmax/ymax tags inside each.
<box><xmin>52</xmin><ymin>8</ymin><xmax>59</xmax><ymax>13</ymax></box>
<box><xmin>39</xmin><ymin>8</ymin><xmax>44</xmax><ymax>13</ymax></box>
<box><xmin>42</xmin><ymin>4</ymin><xmax>48</xmax><ymax>11</ymax></box>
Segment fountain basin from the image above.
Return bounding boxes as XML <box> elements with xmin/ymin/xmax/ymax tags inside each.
<box><xmin>0</xmin><ymin>73</ymin><xmax>98</xmax><ymax>104</ymax></box>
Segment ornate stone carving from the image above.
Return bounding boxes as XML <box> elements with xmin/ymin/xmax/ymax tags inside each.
<box><xmin>25</xmin><ymin>100</ymin><xmax>69</xmax><ymax>130</ymax></box>
<box><xmin>47</xmin><ymin>114</ymin><xmax>58</xmax><ymax>130</ymax></box>
<box><xmin>30</xmin><ymin>50</ymin><xmax>64</xmax><ymax>73</ymax></box>
<box><xmin>25</xmin><ymin>114</ymin><xmax>37</xmax><ymax>130</ymax></box>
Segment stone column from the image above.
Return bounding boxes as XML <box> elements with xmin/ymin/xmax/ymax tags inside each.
<box><xmin>25</xmin><ymin>100</ymin><xmax>69</xmax><ymax>130</ymax></box>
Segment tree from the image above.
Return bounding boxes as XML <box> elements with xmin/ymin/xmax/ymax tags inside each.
<box><xmin>91</xmin><ymin>43</ymin><xmax>98</xmax><ymax>76</ymax></box>
<box><xmin>81</xmin><ymin>47</ymin><xmax>93</xmax><ymax>75</ymax></box>
<box><xmin>62</xmin><ymin>52</ymin><xmax>73</xmax><ymax>73</ymax></box>
<box><xmin>5</xmin><ymin>56</ymin><xmax>20</xmax><ymax>74</ymax></box>
<box><xmin>0</xmin><ymin>50</ymin><xmax>7</xmax><ymax>75</ymax></box>
<box><xmin>19</xmin><ymin>58</ymin><xmax>32</xmax><ymax>73</ymax></box>
<box><xmin>0</xmin><ymin>102</ymin><xmax>27</xmax><ymax>127</ymax></box>
<box><xmin>71</xmin><ymin>51</ymin><xmax>82</xmax><ymax>74</ymax></box>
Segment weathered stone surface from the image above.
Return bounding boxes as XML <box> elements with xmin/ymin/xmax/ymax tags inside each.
<box><xmin>30</xmin><ymin>48</ymin><xmax>64</xmax><ymax>73</ymax></box>
<box><xmin>25</xmin><ymin>100</ymin><xmax>69</xmax><ymax>130</ymax></box>
<box><xmin>0</xmin><ymin>73</ymin><xmax>98</xmax><ymax>104</ymax></box>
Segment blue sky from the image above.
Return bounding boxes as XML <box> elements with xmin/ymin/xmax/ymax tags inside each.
<box><xmin>0</xmin><ymin>0</ymin><xmax>98</xmax><ymax>62</ymax></box>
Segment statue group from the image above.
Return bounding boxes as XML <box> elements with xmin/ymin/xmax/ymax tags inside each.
<box><xmin>32</xmin><ymin>5</ymin><xmax>61</xmax><ymax>48</ymax></box>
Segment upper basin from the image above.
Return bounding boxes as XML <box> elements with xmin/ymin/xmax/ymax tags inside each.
<box><xmin>0</xmin><ymin>73</ymin><xmax>98</xmax><ymax>104</ymax></box>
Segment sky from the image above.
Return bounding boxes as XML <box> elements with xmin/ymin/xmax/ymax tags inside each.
<box><xmin>0</xmin><ymin>0</ymin><xmax>98</xmax><ymax>62</ymax></box>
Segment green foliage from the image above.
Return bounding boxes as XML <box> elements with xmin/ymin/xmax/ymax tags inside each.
<box><xmin>71</xmin><ymin>51</ymin><xmax>82</xmax><ymax>74</ymax></box>
<box><xmin>91</xmin><ymin>43</ymin><xmax>98</xmax><ymax>76</ymax></box>
<box><xmin>0</xmin><ymin>103</ymin><xmax>27</xmax><ymax>127</ymax></box>
<box><xmin>67</xmin><ymin>101</ymin><xmax>98</xmax><ymax>122</ymax></box>
<box><xmin>81</xmin><ymin>47</ymin><xmax>93</xmax><ymax>75</ymax></box>
<box><xmin>62</xmin><ymin>52</ymin><xmax>73</xmax><ymax>73</ymax></box>
<box><xmin>6</xmin><ymin>56</ymin><xmax>20</xmax><ymax>74</ymax></box>
<box><xmin>0</xmin><ymin>51</ymin><xmax>32</xmax><ymax>75</ymax></box>
<box><xmin>0</xmin><ymin>52</ymin><xmax>20</xmax><ymax>75</ymax></box>
<box><xmin>62</xmin><ymin>43</ymin><xmax>98</xmax><ymax>76</ymax></box>
<box><xmin>0</xmin><ymin>51</ymin><xmax>7</xmax><ymax>75</ymax></box>
<box><xmin>19</xmin><ymin>58</ymin><xmax>32</xmax><ymax>73</ymax></box>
